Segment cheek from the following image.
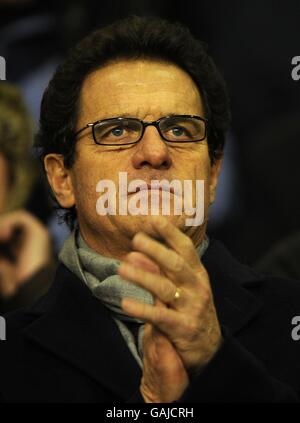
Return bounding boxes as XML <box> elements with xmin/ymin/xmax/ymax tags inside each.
<box><xmin>72</xmin><ymin>159</ymin><xmax>103</xmax><ymax>212</ymax></box>
<box><xmin>71</xmin><ymin>151</ymin><xmax>126</xmax><ymax>221</ymax></box>
<box><xmin>192</xmin><ymin>155</ymin><xmax>212</xmax><ymax>209</ymax></box>
<box><xmin>193</xmin><ymin>149</ymin><xmax>211</xmax><ymax>182</ymax></box>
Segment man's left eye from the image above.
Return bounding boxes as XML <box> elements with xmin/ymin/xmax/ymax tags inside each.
<box><xmin>111</xmin><ymin>127</ymin><xmax>124</xmax><ymax>137</ymax></box>
<box><xmin>171</xmin><ymin>127</ymin><xmax>185</xmax><ymax>136</ymax></box>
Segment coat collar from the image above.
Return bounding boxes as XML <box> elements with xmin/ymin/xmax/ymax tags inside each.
<box><xmin>22</xmin><ymin>239</ymin><xmax>263</xmax><ymax>399</ymax></box>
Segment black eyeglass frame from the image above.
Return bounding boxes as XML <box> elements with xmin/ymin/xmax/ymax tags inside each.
<box><xmin>73</xmin><ymin>115</ymin><xmax>208</xmax><ymax>146</ymax></box>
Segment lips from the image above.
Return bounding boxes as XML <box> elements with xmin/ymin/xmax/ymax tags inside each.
<box><xmin>136</xmin><ymin>183</ymin><xmax>175</xmax><ymax>195</ymax></box>
<box><xmin>116</xmin><ymin>174</ymin><xmax>183</xmax><ymax>198</ymax></box>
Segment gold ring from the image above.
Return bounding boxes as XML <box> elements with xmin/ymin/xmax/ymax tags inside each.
<box><xmin>174</xmin><ymin>287</ymin><xmax>181</xmax><ymax>301</ymax></box>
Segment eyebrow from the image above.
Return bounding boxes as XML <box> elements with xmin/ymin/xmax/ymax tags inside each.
<box><xmin>101</xmin><ymin>112</ymin><xmax>178</xmax><ymax>120</ymax></box>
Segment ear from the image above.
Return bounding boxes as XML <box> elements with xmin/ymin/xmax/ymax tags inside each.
<box><xmin>44</xmin><ymin>154</ymin><xmax>75</xmax><ymax>208</ymax></box>
<box><xmin>209</xmin><ymin>156</ymin><xmax>223</xmax><ymax>205</ymax></box>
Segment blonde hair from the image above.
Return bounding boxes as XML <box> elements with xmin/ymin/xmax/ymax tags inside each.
<box><xmin>0</xmin><ymin>82</ymin><xmax>37</xmax><ymax>212</ymax></box>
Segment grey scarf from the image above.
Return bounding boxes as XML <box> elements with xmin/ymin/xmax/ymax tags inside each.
<box><xmin>59</xmin><ymin>229</ymin><xmax>209</xmax><ymax>368</ymax></box>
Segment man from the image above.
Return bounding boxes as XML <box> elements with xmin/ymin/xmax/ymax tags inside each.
<box><xmin>1</xmin><ymin>16</ymin><xmax>300</xmax><ymax>403</ymax></box>
<box><xmin>0</xmin><ymin>83</ymin><xmax>54</xmax><ymax>312</ymax></box>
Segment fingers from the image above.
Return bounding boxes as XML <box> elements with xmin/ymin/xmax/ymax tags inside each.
<box><xmin>121</xmin><ymin>298</ymin><xmax>181</xmax><ymax>333</ymax></box>
<box><xmin>131</xmin><ymin>231</ymin><xmax>198</xmax><ymax>288</ymax></box>
<box><xmin>150</xmin><ymin>216</ymin><xmax>200</xmax><ymax>268</ymax></box>
<box><xmin>141</xmin><ymin>324</ymin><xmax>189</xmax><ymax>403</ymax></box>
<box><xmin>118</xmin><ymin>262</ymin><xmax>180</xmax><ymax>306</ymax></box>
<box><xmin>0</xmin><ymin>259</ymin><xmax>18</xmax><ymax>298</ymax></box>
<box><xmin>0</xmin><ymin>210</ymin><xmax>48</xmax><ymax>241</ymax></box>
<box><xmin>0</xmin><ymin>220</ymin><xmax>14</xmax><ymax>242</ymax></box>
<box><xmin>125</xmin><ymin>251</ymin><xmax>161</xmax><ymax>274</ymax></box>
<box><xmin>0</xmin><ymin>210</ymin><xmax>51</xmax><ymax>285</ymax></box>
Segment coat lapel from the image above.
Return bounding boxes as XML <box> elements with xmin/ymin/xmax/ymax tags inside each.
<box><xmin>23</xmin><ymin>265</ymin><xmax>142</xmax><ymax>400</ymax></box>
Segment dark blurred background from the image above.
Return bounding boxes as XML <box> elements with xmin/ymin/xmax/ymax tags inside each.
<box><xmin>1</xmin><ymin>0</ymin><xmax>300</xmax><ymax>266</ymax></box>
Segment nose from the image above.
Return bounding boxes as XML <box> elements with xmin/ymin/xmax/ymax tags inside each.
<box><xmin>131</xmin><ymin>125</ymin><xmax>172</xmax><ymax>170</ymax></box>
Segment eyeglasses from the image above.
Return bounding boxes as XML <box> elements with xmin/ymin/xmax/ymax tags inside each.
<box><xmin>73</xmin><ymin>115</ymin><xmax>208</xmax><ymax>146</ymax></box>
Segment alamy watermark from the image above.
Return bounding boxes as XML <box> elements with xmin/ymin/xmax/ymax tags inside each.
<box><xmin>291</xmin><ymin>316</ymin><xmax>300</xmax><ymax>341</ymax></box>
<box><xmin>95</xmin><ymin>172</ymin><xmax>205</xmax><ymax>226</ymax></box>
<box><xmin>291</xmin><ymin>56</ymin><xmax>300</xmax><ymax>81</ymax></box>
<box><xmin>0</xmin><ymin>316</ymin><xmax>6</xmax><ymax>341</ymax></box>
<box><xmin>0</xmin><ymin>56</ymin><xmax>6</xmax><ymax>80</ymax></box>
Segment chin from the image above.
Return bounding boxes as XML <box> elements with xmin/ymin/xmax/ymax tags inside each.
<box><xmin>127</xmin><ymin>214</ymin><xmax>186</xmax><ymax>235</ymax></box>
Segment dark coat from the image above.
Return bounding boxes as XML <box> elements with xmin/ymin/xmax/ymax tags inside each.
<box><xmin>1</xmin><ymin>239</ymin><xmax>300</xmax><ymax>403</ymax></box>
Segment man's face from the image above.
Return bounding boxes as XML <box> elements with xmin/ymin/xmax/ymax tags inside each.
<box><xmin>50</xmin><ymin>59</ymin><xmax>221</xmax><ymax>258</ymax></box>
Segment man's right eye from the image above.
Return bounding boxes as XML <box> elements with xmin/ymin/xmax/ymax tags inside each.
<box><xmin>94</xmin><ymin>122</ymin><xmax>139</xmax><ymax>144</ymax></box>
<box><xmin>100</xmin><ymin>125</ymin><xmax>127</xmax><ymax>139</ymax></box>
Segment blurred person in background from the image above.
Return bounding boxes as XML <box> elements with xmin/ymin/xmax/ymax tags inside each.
<box><xmin>0</xmin><ymin>82</ymin><xmax>55</xmax><ymax>313</ymax></box>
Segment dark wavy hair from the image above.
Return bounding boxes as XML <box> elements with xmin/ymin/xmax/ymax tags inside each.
<box><xmin>35</xmin><ymin>15</ymin><xmax>231</xmax><ymax>229</ymax></box>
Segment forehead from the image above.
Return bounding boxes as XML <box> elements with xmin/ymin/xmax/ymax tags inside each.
<box><xmin>78</xmin><ymin>59</ymin><xmax>204</xmax><ymax>125</ymax></box>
